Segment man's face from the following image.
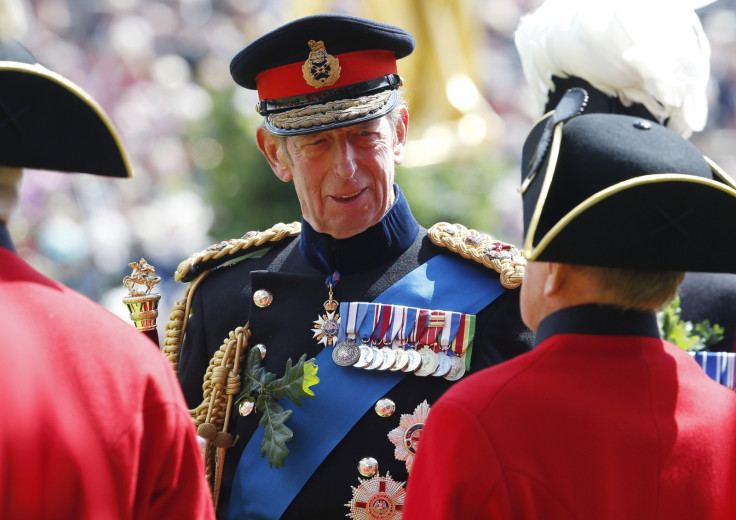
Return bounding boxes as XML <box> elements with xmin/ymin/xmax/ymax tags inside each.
<box><xmin>271</xmin><ymin>112</ymin><xmax>407</xmax><ymax>239</ymax></box>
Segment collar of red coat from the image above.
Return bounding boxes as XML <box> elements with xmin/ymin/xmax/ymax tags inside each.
<box><xmin>535</xmin><ymin>304</ymin><xmax>661</xmax><ymax>347</ymax></box>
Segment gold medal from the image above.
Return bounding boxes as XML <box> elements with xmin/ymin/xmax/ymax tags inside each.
<box><xmin>346</xmin><ymin>472</ymin><xmax>405</xmax><ymax>520</ymax></box>
<box><xmin>414</xmin><ymin>346</ymin><xmax>439</xmax><ymax>377</ymax></box>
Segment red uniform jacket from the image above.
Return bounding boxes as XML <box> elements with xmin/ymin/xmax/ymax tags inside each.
<box><xmin>0</xmin><ymin>244</ymin><xmax>214</xmax><ymax>519</ymax></box>
<box><xmin>404</xmin><ymin>304</ymin><xmax>736</xmax><ymax>519</ymax></box>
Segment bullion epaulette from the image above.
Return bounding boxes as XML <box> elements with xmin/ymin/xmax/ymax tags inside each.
<box><xmin>428</xmin><ymin>222</ymin><xmax>526</xmax><ymax>289</ymax></box>
<box><xmin>174</xmin><ymin>221</ymin><xmax>301</xmax><ymax>283</ymax></box>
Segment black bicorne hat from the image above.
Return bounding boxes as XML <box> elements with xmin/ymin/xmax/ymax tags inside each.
<box><xmin>230</xmin><ymin>14</ymin><xmax>415</xmax><ymax>136</ymax></box>
<box><xmin>520</xmin><ymin>88</ymin><xmax>736</xmax><ymax>273</ymax></box>
<box><xmin>0</xmin><ymin>38</ymin><xmax>130</xmax><ymax>177</ymax></box>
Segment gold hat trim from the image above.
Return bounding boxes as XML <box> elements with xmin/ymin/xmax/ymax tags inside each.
<box><xmin>267</xmin><ymin>90</ymin><xmax>393</xmax><ymax>131</ymax></box>
<box><xmin>523</xmin><ymin>121</ymin><xmax>564</xmax><ymax>253</ymax></box>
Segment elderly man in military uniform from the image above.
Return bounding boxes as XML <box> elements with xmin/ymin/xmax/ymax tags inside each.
<box><xmin>170</xmin><ymin>13</ymin><xmax>532</xmax><ymax>520</ymax></box>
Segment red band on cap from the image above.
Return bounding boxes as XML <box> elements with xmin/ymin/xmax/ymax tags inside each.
<box><xmin>255</xmin><ymin>49</ymin><xmax>398</xmax><ymax>100</ymax></box>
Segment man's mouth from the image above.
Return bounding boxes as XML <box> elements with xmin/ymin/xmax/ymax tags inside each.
<box><xmin>333</xmin><ymin>189</ymin><xmax>363</xmax><ymax>201</ymax></box>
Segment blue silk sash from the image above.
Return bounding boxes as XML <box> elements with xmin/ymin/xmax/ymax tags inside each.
<box><xmin>690</xmin><ymin>351</ymin><xmax>736</xmax><ymax>389</ymax></box>
<box><xmin>228</xmin><ymin>254</ymin><xmax>506</xmax><ymax>519</ymax></box>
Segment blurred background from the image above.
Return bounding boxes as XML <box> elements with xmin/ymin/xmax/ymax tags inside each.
<box><xmin>7</xmin><ymin>0</ymin><xmax>736</xmax><ymax>324</ymax></box>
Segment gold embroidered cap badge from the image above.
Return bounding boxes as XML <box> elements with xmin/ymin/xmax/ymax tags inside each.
<box><xmin>302</xmin><ymin>40</ymin><xmax>341</xmax><ymax>88</ymax></box>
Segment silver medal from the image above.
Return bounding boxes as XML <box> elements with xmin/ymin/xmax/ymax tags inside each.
<box><xmin>333</xmin><ymin>339</ymin><xmax>361</xmax><ymax>366</ymax></box>
<box><xmin>404</xmin><ymin>349</ymin><xmax>422</xmax><ymax>372</ymax></box>
<box><xmin>432</xmin><ymin>353</ymin><xmax>452</xmax><ymax>377</ymax></box>
<box><xmin>379</xmin><ymin>347</ymin><xmax>397</xmax><ymax>370</ymax></box>
<box><xmin>444</xmin><ymin>355</ymin><xmax>466</xmax><ymax>381</ymax></box>
<box><xmin>366</xmin><ymin>347</ymin><xmax>385</xmax><ymax>370</ymax></box>
<box><xmin>353</xmin><ymin>344</ymin><xmax>374</xmax><ymax>368</ymax></box>
<box><xmin>391</xmin><ymin>348</ymin><xmax>409</xmax><ymax>371</ymax></box>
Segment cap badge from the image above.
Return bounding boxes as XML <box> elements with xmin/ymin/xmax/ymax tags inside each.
<box><xmin>302</xmin><ymin>40</ymin><xmax>341</xmax><ymax>89</ymax></box>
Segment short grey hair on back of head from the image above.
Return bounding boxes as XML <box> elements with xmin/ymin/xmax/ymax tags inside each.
<box><xmin>0</xmin><ymin>167</ymin><xmax>23</xmax><ymax>224</ymax></box>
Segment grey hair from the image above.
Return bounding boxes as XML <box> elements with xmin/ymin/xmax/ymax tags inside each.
<box><xmin>0</xmin><ymin>167</ymin><xmax>23</xmax><ymax>223</ymax></box>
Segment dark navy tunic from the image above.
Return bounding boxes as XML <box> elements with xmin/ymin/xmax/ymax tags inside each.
<box><xmin>178</xmin><ymin>186</ymin><xmax>534</xmax><ymax>519</ymax></box>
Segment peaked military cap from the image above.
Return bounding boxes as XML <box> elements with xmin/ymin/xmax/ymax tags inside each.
<box><xmin>230</xmin><ymin>13</ymin><xmax>415</xmax><ymax>136</ymax></box>
<box><xmin>0</xmin><ymin>38</ymin><xmax>130</xmax><ymax>177</ymax></box>
<box><xmin>520</xmin><ymin>88</ymin><xmax>736</xmax><ymax>273</ymax></box>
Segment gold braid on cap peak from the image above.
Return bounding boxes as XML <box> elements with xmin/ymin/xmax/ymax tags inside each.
<box><xmin>428</xmin><ymin>222</ymin><xmax>526</xmax><ymax>289</ymax></box>
<box><xmin>174</xmin><ymin>221</ymin><xmax>301</xmax><ymax>282</ymax></box>
<box><xmin>268</xmin><ymin>90</ymin><xmax>392</xmax><ymax>131</ymax></box>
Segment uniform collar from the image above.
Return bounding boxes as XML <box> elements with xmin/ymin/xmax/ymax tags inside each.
<box><xmin>534</xmin><ymin>304</ymin><xmax>662</xmax><ymax>347</ymax></box>
<box><xmin>0</xmin><ymin>222</ymin><xmax>15</xmax><ymax>252</ymax></box>
<box><xmin>299</xmin><ymin>183</ymin><xmax>419</xmax><ymax>275</ymax></box>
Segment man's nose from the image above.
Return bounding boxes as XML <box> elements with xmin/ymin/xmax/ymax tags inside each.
<box><xmin>334</xmin><ymin>140</ymin><xmax>357</xmax><ymax>180</ymax></box>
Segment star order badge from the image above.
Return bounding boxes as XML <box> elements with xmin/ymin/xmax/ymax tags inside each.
<box><xmin>346</xmin><ymin>472</ymin><xmax>405</xmax><ymax>520</ymax></box>
<box><xmin>312</xmin><ymin>271</ymin><xmax>341</xmax><ymax>347</ymax></box>
<box><xmin>312</xmin><ymin>307</ymin><xmax>340</xmax><ymax>347</ymax></box>
<box><xmin>387</xmin><ymin>400</ymin><xmax>430</xmax><ymax>473</ymax></box>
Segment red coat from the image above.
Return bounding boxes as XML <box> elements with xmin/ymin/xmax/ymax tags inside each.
<box><xmin>404</xmin><ymin>305</ymin><xmax>736</xmax><ymax>520</ymax></box>
<box><xmin>0</xmin><ymin>247</ymin><xmax>214</xmax><ymax>519</ymax></box>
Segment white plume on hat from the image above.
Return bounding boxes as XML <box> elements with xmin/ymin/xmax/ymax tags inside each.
<box><xmin>515</xmin><ymin>0</ymin><xmax>714</xmax><ymax>138</ymax></box>
<box><xmin>0</xmin><ymin>0</ymin><xmax>26</xmax><ymax>39</ymax></box>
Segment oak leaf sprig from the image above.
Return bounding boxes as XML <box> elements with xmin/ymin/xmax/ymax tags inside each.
<box><xmin>235</xmin><ymin>348</ymin><xmax>319</xmax><ymax>467</ymax></box>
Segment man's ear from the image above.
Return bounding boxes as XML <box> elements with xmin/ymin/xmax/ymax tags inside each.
<box><xmin>393</xmin><ymin>106</ymin><xmax>409</xmax><ymax>165</ymax></box>
<box><xmin>544</xmin><ymin>262</ymin><xmax>569</xmax><ymax>297</ymax></box>
<box><xmin>256</xmin><ymin>127</ymin><xmax>293</xmax><ymax>182</ymax></box>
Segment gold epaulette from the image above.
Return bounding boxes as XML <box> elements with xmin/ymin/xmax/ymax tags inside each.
<box><xmin>174</xmin><ymin>221</ymin><xmax>302</xmax><ymax>283</ymax></box>
<box><xmin>162</xmin><ymin>220</ymin><xmax>301</xmax><ymax>506</ymax></box>
<box><xmin>428</xmin><ymin>222</ymin><xmax>526</xmax><ymax>289</ymax></box>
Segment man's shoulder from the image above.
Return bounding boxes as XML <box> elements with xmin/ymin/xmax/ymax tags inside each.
<box><xmin>426</xmin><ymin>222</ymin><xmax>526</xmax><ymax>290</ymax></box>
<box><xmin>174</xmin><ymin>222</ymin><xmax>301</xmax><ymax>283</ymax></box>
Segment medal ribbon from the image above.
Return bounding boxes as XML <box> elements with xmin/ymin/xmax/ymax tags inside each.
<box><xmin>358</xmin><ymin>303</ymin><xmax>378</xmax><ymax>344</ymax></box>
<box><xmin>413</xmin><ymin>309</ymin><xmax>430</xmax><ymax>348</ymax></box>
<box><xmin>230</xmin><ymin>254</ymin><xmax>505</xmax><ymax>520</ymax></box>
<box><xmin>439</xmin><ymin>311</ymin><xmax>461</xmax><ymax>353</ymax></box>
<box><xmin>388</xmin><ymin>305</ymin><xmax>405</xmax><ymax>345</ymax></box>
<box><xmin>424</xmin><ymin>310</ymin><xmax>445</xmax><ymax>352</ymax></box>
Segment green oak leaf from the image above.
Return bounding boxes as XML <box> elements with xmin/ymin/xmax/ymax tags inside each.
<box><xmin>657</xmin><ymin>294</ymin><xmax>724</xmax><ymax>352</ymax></box>
<box><xmin>265</xmin><ymin>353</ymin><xmax>319</xmax><ymax>406</ymax></box>
<box><xmin>256</xmin><ymin>395</ymin><xmax>293</xmax><ymax>468</ymax></box>
<box><xmin>235</xmin><ymin>347</ymin><xmax>275</xmax><ymax>406</ymax></box>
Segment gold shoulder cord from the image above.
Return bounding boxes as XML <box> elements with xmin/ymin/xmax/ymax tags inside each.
<box><xmin>161</xmin><ymin>221</ymin><xmax>301</xmax><ymax>508</ymax></box>
<box><xmin>427</xmin><ymin>222</ymin><xmax>526</xmax><ymax>289</ymax></box>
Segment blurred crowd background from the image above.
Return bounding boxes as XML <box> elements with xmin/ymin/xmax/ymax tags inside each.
<box><xmin>8</xmin><ymin>0</ymin><xmax>736</xmax><ymax>325</ymax></box>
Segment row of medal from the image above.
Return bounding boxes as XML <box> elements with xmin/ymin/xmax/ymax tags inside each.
<box><xmin>331</xmin><ymin>302</ymin><xmax>475</xmax><ymax>381</ymax></box>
